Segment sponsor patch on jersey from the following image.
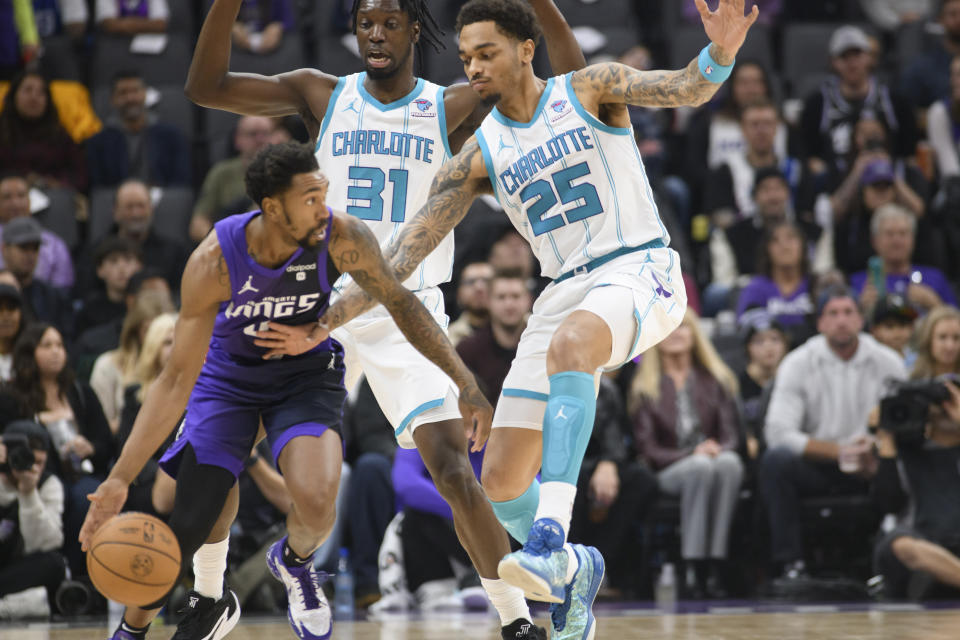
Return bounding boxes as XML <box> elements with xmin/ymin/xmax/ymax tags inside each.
<box><xmin>548</xmin><ymin>99</ymin><xmax>572</xmax><ymax>123</ymax></box>
<box><xmin>411</xmin><ymin>98</ymin><xmax>436</xmax><ymax>118</ymax></box>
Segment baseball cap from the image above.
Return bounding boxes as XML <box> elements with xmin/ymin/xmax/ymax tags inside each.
<box><xmin>740</xmin><ymin>309</ymin><xmax>788</xmax><ymax>344</ymax></box>
<box><xmin>3</xmin><ymin>217</ymin><xmax>43</xmax><ymax>246</ymax></box>
<box><xmin>0</xmin><ymin>283</ymin><xmax>21</xmax><ymax>305</ymax></box>
<box><xmin>862</xmin><ymin>159</ymin><xmax>895</xmax><ymax>186</ymax></box>
<box><xmin>830</xmin><ymin>25</ymin><xmax>871</xmax><ymax>57</ymax></box>
<box><xmin>752</xmin><ymin>167</ymin><xmax>789</xmax><ymax>194</ymax></box>
<box><xmin>4</xmin><ymin>419</ymin><xmax>51</xmax><ymax>451</ymax></box>
<box><xmin>871</xmin><ymin>294</ymin><xmax>918</xmax><ymax>327</ymax></box>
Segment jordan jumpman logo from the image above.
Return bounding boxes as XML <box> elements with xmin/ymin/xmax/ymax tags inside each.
<box><xmin>238</xmin><ymin>275</ymin><xmax>259</xmax><ymax>295</ymax></box>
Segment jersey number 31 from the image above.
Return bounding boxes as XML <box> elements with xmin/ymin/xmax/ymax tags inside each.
<box><xmin>347</xmin><ymin>166</ymin><xmax>409</xmax><ymax>223</ymax></box>
<box><xmin>521</xmin><ymin>162</ymin><xmax>603</xmax><ymax>236</ymax></box>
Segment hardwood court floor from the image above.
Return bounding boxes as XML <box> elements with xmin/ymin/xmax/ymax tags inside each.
<box><xmin>4</xmin><ymin>607</ymin><xmax>960</xmax><ymax>640</ymax></box>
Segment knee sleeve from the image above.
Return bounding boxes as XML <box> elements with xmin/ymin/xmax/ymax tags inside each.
<box><xmin>542</xmin><ymin>372</ymin><xmax>597</xmax><ymax>486</ymax></box>
<box><xmin>490</xmin><ymin>480</ymin><xmax>540</xmax><ymax>545</ymax></box>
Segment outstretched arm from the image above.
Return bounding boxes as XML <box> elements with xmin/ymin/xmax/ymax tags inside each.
<box><xmin>570</xmin><ymin>0</ymin><xmax>758</xmax><ymax>108</ymax></box>
<box><xmin>329</xmin><ymin>215</ymin><xmax>493</xmax><ymax>451</ymax></box>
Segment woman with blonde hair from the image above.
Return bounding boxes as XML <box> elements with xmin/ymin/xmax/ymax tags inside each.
<box><xmin>88</xmin><ymin>289</ymin><xmax>175</xmax><ymax>433</ymax></box>
<box><xmin>630</xmin><ymin>308</ymin><xmax>743</xmax><ymax>598</ymax></box>
<box><xmin>910</xmin><ymin>305</ymin><xmax>960</xmax><ymax>380</ymax></box>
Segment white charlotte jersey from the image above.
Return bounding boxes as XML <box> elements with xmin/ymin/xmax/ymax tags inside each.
<box><xmin>474</xmin><ymin>73</ymin><xmax>670</xmax><ymax>279</ymax></box>
<box><xmin>315</xmin><ymin>72</ymin><xmax>454</xmax><ymax>290</ymax></box>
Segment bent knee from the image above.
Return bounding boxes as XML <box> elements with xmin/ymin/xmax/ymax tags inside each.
<box><xmin>433</xmin><ymin>461</ymin><xmax>482</xmax><ymax>504</ymax></box>
<box><xmin>891</xmin><ymin>536</ymin><xmax>922</xmax><ymax>569</ymax></box>
<box><xmin>482</xmin><ymin>462</ymin><xmax>528</xmax><ymax>502</ymax></box>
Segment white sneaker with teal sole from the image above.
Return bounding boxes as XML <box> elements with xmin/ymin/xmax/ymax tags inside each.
<box><xmin>498</xmin><ymin>518</ymin><xmax>568</xmax><ymax>603</ymax></box>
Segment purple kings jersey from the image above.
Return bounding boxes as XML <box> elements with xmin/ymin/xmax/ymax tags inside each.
<box><xmin>209</xmin><ymin>210</ymin><xmax>339</xmax><ymax>363</ymax></box>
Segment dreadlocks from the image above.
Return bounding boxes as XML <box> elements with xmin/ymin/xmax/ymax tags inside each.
<box><xmin>350</xmin><ymin>0</ymin><xmax>446</xmax><ymax>55</ymax></box>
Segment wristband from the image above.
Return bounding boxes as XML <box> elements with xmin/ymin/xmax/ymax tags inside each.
<box><xmin>698</xmin><ymin>45</ymin><xmax>734</xmax><ymax>84</ymax></box>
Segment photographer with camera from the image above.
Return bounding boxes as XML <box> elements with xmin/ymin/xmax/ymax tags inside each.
<box><xmin>0</xmin><ymin>420</ymin><xmax>66</xmax><ymax>619</ymax></box>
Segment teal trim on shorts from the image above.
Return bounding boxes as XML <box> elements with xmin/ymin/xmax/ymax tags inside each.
<box><xmin>395</xmin><ymin>397</ymin><xmax>445</xmax><ymax>437</ymax></box>
<box><xmin>502</xmin><ymin>388</ymin><xmax>549</xmax><ymax>402</ymax></box>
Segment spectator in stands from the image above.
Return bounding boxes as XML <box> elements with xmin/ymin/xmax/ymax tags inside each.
<box><xmin>570</xmin><ymin>376</ymin><xmax>658</xmax><ymax>598</ymax></box>
<box><xmin>0</xmin><ymin>173</ymin><xmax>74</xmax><ymax>290</ymax></box>
<box><xmin>231</xmin><ymin>0</ymin><xmax>294</xmax><ymax>54</ymax></box>
<box><xmin>799</xmin><ymin>26</ymin><xmax>917</xmax><ymax>179</ymax></box>
<box><xmin>684</xmin><ymin>60</ymin><xmax>785</xmax><ymax>205</ymax></box>
<box><xmin>703</xmin><ymin>100</ymin><xmax>802</xmax><ymax>228</ymax></box>
<box><xmin>85</xmin><ymin>70</ymin><xmax>191</xmax><ymax>188</ymax></box>
<box><xmin>0</xmin><ymin>282</ymin><xmax>24</xmax><ymax>382</ymax></box>
<box><xmin>0</xmin><ymin>323</ymin><xmax>114</xmax><ymax>577</ymax></box>
<box><xmin>860</xmin><ymin>0</ymin><xmax>934</xmax><ymax>31</ymax></box>
<box><xmin>456</xmin><ymin>269</ymin><xmax>530</xmax><ymax>403</ymax></box>
<box><xmin>83</xmin><ymin>179</ymin><xmax>189</xmax><ymax>293</ymax></box>
<box><xmin>871</xmin><ymin>378</ymin><xmax>960</xmax><ymax>600</ymax></box>
<box><xmin>0</xmin><ymin>217</ymin><xmax>70</xmax><ymax>338</ymax></box>
<box><xmin>851</xmin><ymin>204</ymin><xmax>956</xmax><ymax>313</ymax></box>
<box><xmin>89</xmin><ymin>289</ymin><xmax>168</xmax><ymax>434</ymax></box>
<box><xmin>926</xmin><ymin>55</ymin><xmax>960</xmax><ymax>178</ymax></box>
<box><xmin>737</xmin><ymin>221</ymin><xmax>816</xmax><ymax>346</ymax></box>
<box><xmin>0</xmin><ymin>71</ymin><xmax>86</xmax><ymax>192</ymax></box>
<box><xmin>0</xmin><ymin>420</ymin><xmax>65</xmax><ymax>619</ymax></box>
<box><xmin>189</xmin><ymin>115</ymin><xmax>272</xmax><ymax>242</ymax></box>
<box><xmin>869</xmin><ymin>295</ymin><xmax>919</xmax><ymax>365</ymax></box>
<box><xmin>448</xmin><ymin>262</ymin><xmax>493</xmax><ymax>347</ymax></box>
<box><xmin>910</xmin><ymin>305</ymin><xmax>960</xmax><ymax>380</ymax></box>
<box><xmin>116</xmin><ymin>312</ymin><xmax>177</xmax><ymax>513</ymax></box>
<box><xmin>738</xmin><ymin>315</ymin><xmax>788</xmax><ymax>462</ymax></box>
<box><xmin>95</xmin><ymin>0</ymin><xmax>169</xmax><ymax>34</ymax></box>
<box><xmin>760</xmin><ymin>286</ymin><xmax>907</xmax><ymax>581</ymax></box>
<box><xmin>901</xmin><ymin>0</ymin><xmax>960</xmax><ymax>109</ymax></box>
<box><xmin>31</xmin><ymin>0</ymin><xmax>89</xmax><ymax>39</ymax></box>
<box><xmin>74</xmin><ymin>236</ymin><xmax>142</xmax><ymax>339</ymax></box>
<box><xmin>0</xmin><ymin>0</ymin><xmax>39</xmax><ymax>80</ymax></box>
<box><xmin>631</xmin><ymin>309</ymin><xmax>743</xmax><ymax>598</ymax></box>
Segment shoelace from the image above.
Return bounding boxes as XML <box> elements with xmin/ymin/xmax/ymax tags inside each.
<box><xmin>289</xmin><ymin>566</ymin><xmax>330</xmax><ymax>611</ymax></box>
<box><xmin>549</xmin><ymin>597</ymin><xmax>570</xmax><ymax>633</ymax></box>
<box><xmin>174</xmin><ymin>598</ymin><xmax>211</xmax><ymax>634</ymax></box>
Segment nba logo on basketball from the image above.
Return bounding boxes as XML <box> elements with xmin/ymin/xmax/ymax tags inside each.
<box><xmin>412</xmin><ymin>98</ymin><xmax>435</xmax><ymax>118</ymax></box>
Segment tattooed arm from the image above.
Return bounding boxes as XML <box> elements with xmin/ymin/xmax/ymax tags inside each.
<box><xmin>329</xmin><ymin>213</ymin><xmax>494</xmax><ymax>451</ymax></box>
<box><xmin>570</xmin><ymin>0</ymin><xmax>758</xmax><ymax>110</ymax></box>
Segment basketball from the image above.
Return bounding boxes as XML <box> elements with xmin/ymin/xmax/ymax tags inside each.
<box><xmin>85</xmin><ymin>513</ymin><xmax>181</xmax><ymax>607</ymax></box>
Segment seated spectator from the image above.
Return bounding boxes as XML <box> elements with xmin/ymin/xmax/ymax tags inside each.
<box><xmin>0</xmin><ymin>323</ymin><xmax>114</xmax><ymax>577</ymax></box>
<box><xmin>447</xmin><ymin>262</ymin><xmax>492</xmax><ymax>347</ymax></box>
<box><xmin>631</xmin><ymin>309</ymin><xmax>743</xmax><ymax>598</ymax></box>
<box><xmin>85</xmin><ymin>70</ymin><xmax>191</xmax><ymax>188</ymax></box>
<box><xmin>190</xmin><ymin>115</ymin><xmax>272</xmax><ymax>242</ymax></box>
<box><xmin>570</xmin><ymin>375</ymin><xmax>658</xmax><ymax>598</ymax></box>
<box><xmin>0</xmin><ymin>172</ymin><xmax>74</xmax><ymax>290</ymax></box>
<box><xmin>737</xmin><ymin>221</ymin><xmax>816</xmax><ymax>346</ymax></box>
<box><xmin>871</xmin><ymin>379</ymin><xmax>960</xmax><ymax>600</ymax></box>
<box><xmin>0</xmin><ymin>420</ymin><xmax>65</xmax><ymax>618</ymax></box>
<box><xmin>31</xmin><ymin>0</ymin><xmax>89</xmax><ymax>39</ymax></box>
<box><xmin>89</xmin><ymin>290</ymin><xmax>168</xmax><ymax>434</ymax></box>
<box><xmin>231</xmin><ymin>0</ymin><xmax>294</xmax><ymax>54</ymax></box>
<box><xmin>456</xmin><ymin>268</ymin><xmax>530</xmax><ymax>401</ymax></box>
<box><xmin>703</xmin><ymin>100</ymin><xmax>802</xmax><ymax>228</ymax></box>
<box><xmin>901</xmin><ymin>0</ymin><xmax>960</xmax><ymax>109</ymax></box>
<box><xmin>851</xmin><ymin>204</ymin><xmax>957</xmax><ymax>313</ymax></box>
<box><xmin>0</xmin><ymin>0</ymin><xmax>39</xmax><ymax>80</ymax></box>
<box><xmin>799</xmin><ymin>26</ymin><xmax>917</xmax><ymax>179</ymax></box>
<box><xmin>860</xmin><ymin>0</ymin><xmax>934</xmax><ymax>32</ymax></box>
<box><xmin>910</xmin><ymin>305</ymin><xmax>960</xmax><ymax>380</ymax></box>
<box><xmin>81</xmin><ymin>179</ymin><xmax>189</xmax><ymax>294</ymax></box>
<box><xmin>0</xmin><ymin>71</ymin><xmax>86</xmax><ymax>191</ymax></box>
<box><xmin>95</xmin><ymin>0</ymin><xmax>168</xmax><ymax>34</ymax></box>
<box><xmin>117</xmin><ymin>312</ymin><xmax>177</xmax><ymax>513</ymax></box>
<box><xmin>74</xmin><ymin>236</ymin><xmax>143</xmax><ymax>339</ymax></box>
<box><xmin>927</xmin><ymin>55</ymin><xmax>960</xmax><ymax>179</ymax></box>
<box><xmin>0</xmin><ymin>217</ymin><xmax>70</xmax><ymax>338</ymax></box>
<box><xmin>0</xmin><ymin>281</ymin><xmax>23</xmax><ymax>382</ymax></box>
<box><xmin>487</xmin><ymin>227</ymin><xmax>547</xmax><ymax>298</ymax></box>
<box><xmin>760</xmin><ymin>286</ymin><xmax>907</xmax><ymax>581</ymax></box>
<box><xmin>869</xmin><ymin>295</ymin><xmax>919</xmax><ymax>366</ymax></box>
<box><xmin>738</xmin><ymin>315</ymin><xmax>789</xmax><ymax>462</ymax></box>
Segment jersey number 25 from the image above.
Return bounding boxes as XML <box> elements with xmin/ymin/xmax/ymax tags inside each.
<box><xmin>521</xmin><ymin>162</ymin><xmax>603</xmax><ymax>236</ymax></box>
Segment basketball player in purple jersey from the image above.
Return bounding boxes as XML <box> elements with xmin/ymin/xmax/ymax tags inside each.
<box><xmin>79</xmin><ymin>143</ymin><xmax>492</xmax><ymax>640</ymax></box>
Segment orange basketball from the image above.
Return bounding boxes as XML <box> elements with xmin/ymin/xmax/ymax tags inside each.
<box><xmin>86</xmin><ymin>512</ymin><xmax>181</xmax><ymax>607</ymax></box>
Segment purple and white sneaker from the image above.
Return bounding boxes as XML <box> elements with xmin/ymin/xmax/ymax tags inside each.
<box><xmin>267</xmin><ymin>537</ymin><xmax>332</xmax><ymax>639</ymax></box>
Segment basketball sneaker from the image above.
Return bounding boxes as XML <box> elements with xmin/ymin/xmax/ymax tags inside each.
<box><xmin>107</xmin><ymin>620</ymin><xmax>148</xmax><ymax>640</ymax></box>
<box><xmin>501</xmin><ymin>618</ymin><xmax>548</xmax><ymax>639</ymax></box>
<box><xmin>497</xmin><ymin>518</ymin><xmax>568</xmax><ymax>603</ymax></box>
<box><xmin>170</xmin><ymin>588</ymin><xmax>240</xmax><ymax>640</ymax></box>
<box><xmin>266</xmin><ymin>537</ymin><xmax>332</xmax><ymax>639</ymax></box>
<box><xmin>548</xmin><ymin>545</ymin><xmax>604</xmax><ymax>640</ymax></box>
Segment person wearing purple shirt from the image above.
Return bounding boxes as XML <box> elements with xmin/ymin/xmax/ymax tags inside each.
<box><xmin>737</xmin><ymin>221</ymin><xmax>815</xmax><ymax>345</ymax></box>
<box><xmin>0</xmin><ymin>174</ymin><xmax>74</xmax><ymax>290</ymax></box>
<box><xmin>231</xmin><ymin>0</ymin><xmax>293</xmax><ymax>54</ymax></box>
<box><xmin>852</xmin><ymin>203</ymin><xmax>958</xmax><ymax>313</ymax></box>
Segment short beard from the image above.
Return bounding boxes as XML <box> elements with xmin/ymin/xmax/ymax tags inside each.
<box><xmin>481</xmin><ymin>92</ymin><xmax>501</xmax><ymax>107</ymax></box>
<box><xmin>365</xmin><ymin>47</ymin><xmax>412</xmax><ymax>80</ymax></box>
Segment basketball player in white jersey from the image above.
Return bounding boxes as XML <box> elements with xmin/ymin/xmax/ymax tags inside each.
<box><xmin>303</xmin><ymin>0</ymin><xmax>760</xmax><ymax>637</ymax></box>
<box><xmin>183</xmin><ymin>0</ymin><xmax>585</xmax><ymax>637</ymax></box>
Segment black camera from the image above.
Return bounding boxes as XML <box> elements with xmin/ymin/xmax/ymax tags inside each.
<box><xmin>0</xmin><ymin>433</ymin><xmax>36</xmax><ymax>473</ymax></box>
<box><xmin>879</xmin><ymin>378</ymin><xmax>955</xmax><ymax>447</ymax></box>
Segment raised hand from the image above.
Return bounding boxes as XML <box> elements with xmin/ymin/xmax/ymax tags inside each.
<box><xmin>695</xmin><ymin>0</ymin><xmax>759</xmax><ymax>62</ymax></box>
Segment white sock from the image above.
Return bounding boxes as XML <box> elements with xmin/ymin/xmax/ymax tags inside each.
<box><xmin>534</xmin><ymin>481</ymin><xmax>578</xmax><ymax>539</ymax></box>
<box><xmin>480</xmin><ymin>577</ymin><xmax>530</xmax><ymax>626</ymax></box>
<box><xmin>564</xmin><ymin>544</ymin><xmax>578</xmax><ymax>583</ymax></box>
<box><xmin>193</xmin><ymin>536</ymin><xmax>229</xmax><ymax>600</ymax></box>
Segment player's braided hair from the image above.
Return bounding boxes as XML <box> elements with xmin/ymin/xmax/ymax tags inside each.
<box><xmin>350</xmin><ymin>0</ymin><xmax>446</xmax><ymax>56</ymax></box>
